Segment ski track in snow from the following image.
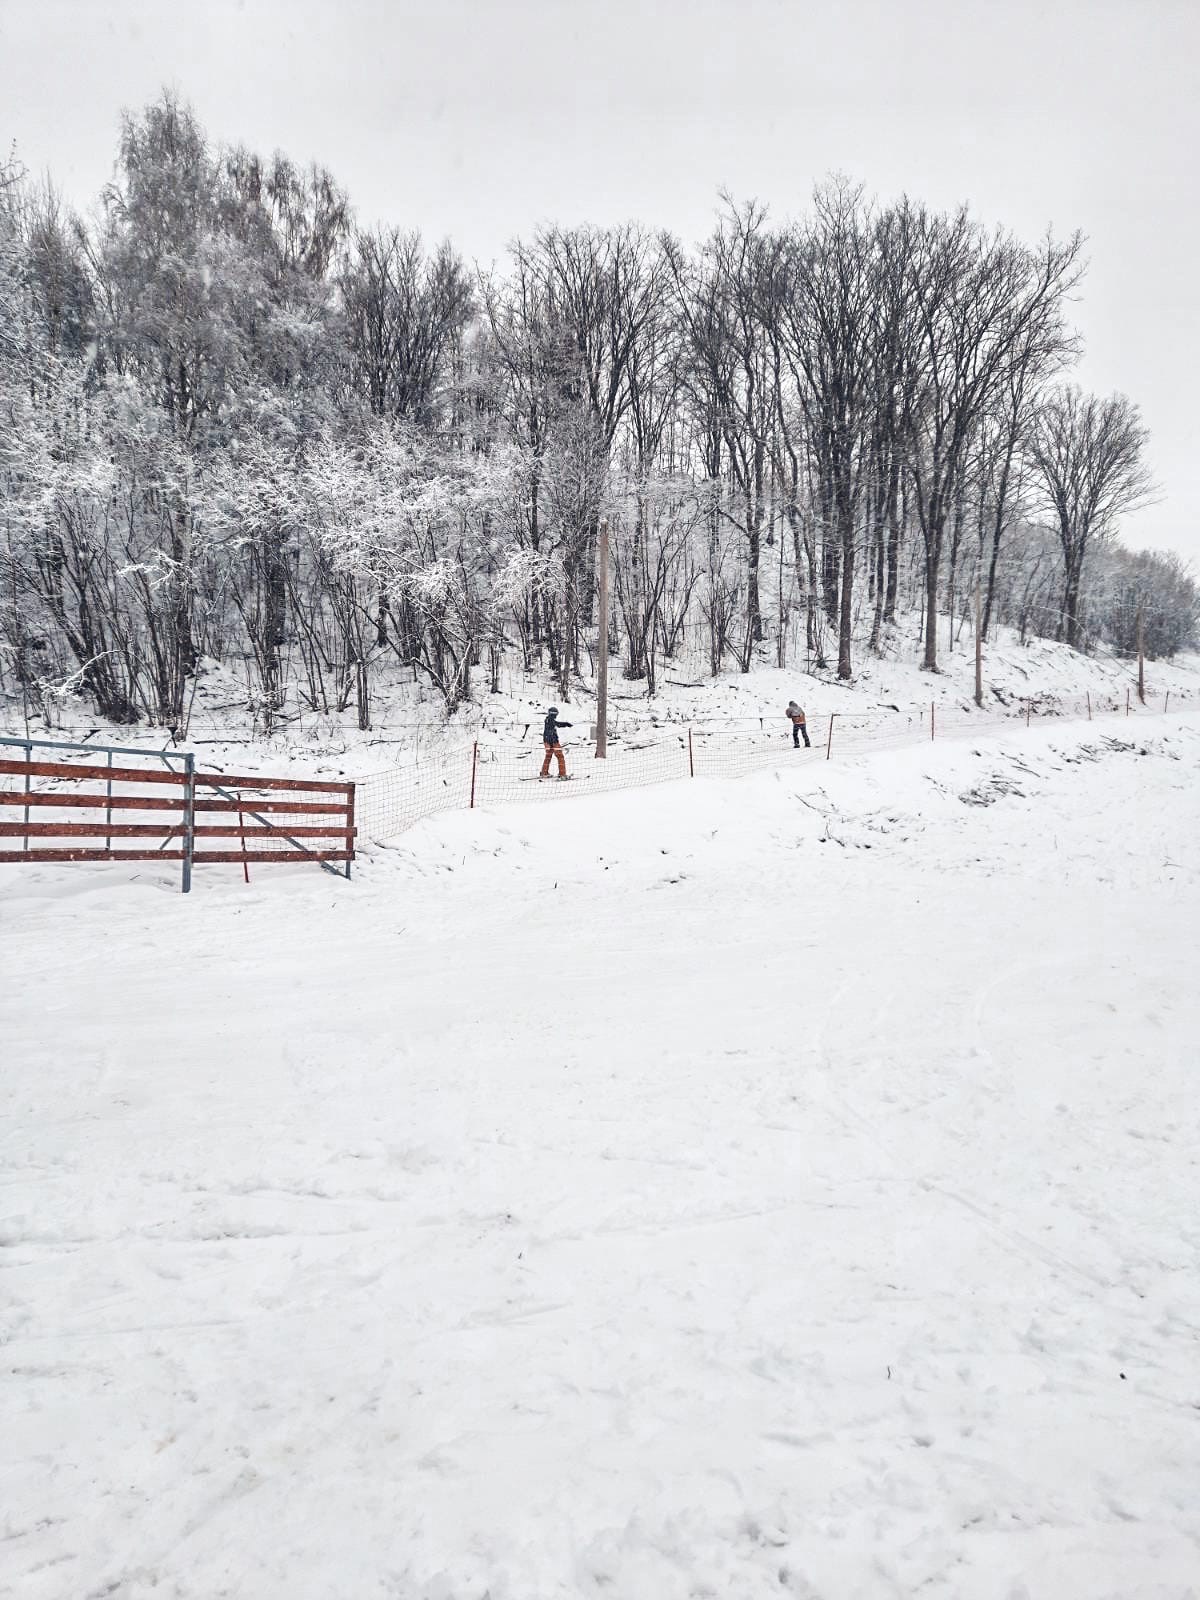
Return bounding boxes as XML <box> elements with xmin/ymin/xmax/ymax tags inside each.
<box><xmin>2</xmin><ymin>720</ymin><xmax>1199</xmax><ymax>1599</ymax></box>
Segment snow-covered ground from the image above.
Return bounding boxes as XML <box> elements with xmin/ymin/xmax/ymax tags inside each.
<box><xmin>3</xmin><ymin>718</ymin><xmax>1199</xmax><ymax>1598</ymax></box>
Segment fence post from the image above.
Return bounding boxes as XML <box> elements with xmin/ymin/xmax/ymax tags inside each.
<box><xmin>469</xmin><ymin>740</ymin><xmax>478</xmax><ymax>809</ymax></box>
<box><xmin>826</xmin><ymin>713</ymin><xmax>836</xmax><ymax>761</ymax></box>
<box><xmin>1164</xmin><ymin>690</ymin><xmax>1170</xmax><ymax>714</ymax></box>
<box><xmin>106</xmin><ymin>749</ymin><xmax>113</xmax><ymax>853</ymax></box>
<box><xmin>237</xmin><ymin>793</ymin><xmax>250</xmax><ymax>885</ymax></box>
<box><xmin>930</xmin><ymin>700</ymin><xmax>936</xmax><ymax>741</ymax></box>
<box><xmin>688</xmin><ymin>727</ymin><xmax>695</xmax><ymax>779</ymax></box>
<box><xmin>1126</xmin><ymin>689</ymin><xmax>1130</xmax><ymax>717</ymax></box>
<box><xmin>345</xmin><ymin>783</ymin><xmax>355</xmax><ymax>880</ymax></box>
<box><xmin>1025</xmin><ymin>699</ymin><xmax>1031</xmax><ymax>728</ymax></box>
<box><xmin>181</xmin><ymin>752</ymin><xmax>195</xmax><ymax>895</ymax></box>
<box><xmin>23</xmin><ymin>738</ymin><xmax>31</xmax><ymax>855</ymax></box>
<box><xmin>1086</xmin><ymin>691</ymin><xmax>1092</xmax><ymax>722</ymax></box>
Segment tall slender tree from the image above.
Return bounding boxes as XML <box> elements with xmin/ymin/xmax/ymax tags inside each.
<box><xmin>1027</xmin><ymin>387</ymin><xmax>1155</xmax><ymax>648</ymax></box>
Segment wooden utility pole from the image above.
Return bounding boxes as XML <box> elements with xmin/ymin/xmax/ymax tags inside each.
<box><xmin>1137</xmin><ymin>599</ymin><xmax>1146</xmax><ymax>704</ymax></box>
<box><xmin>974</xmin><ymin>576</ymin><xmax>983</xmax><ymax>708</ymax></box>
<box><xmin>777</xmin><ymin>535</ymin><xmax>786</xmax><ymax>669</ymax></box>
<box><xmin>595</xmin><ymin>517</ymin><xmax>609</xmax><ymax>758</ymax></box>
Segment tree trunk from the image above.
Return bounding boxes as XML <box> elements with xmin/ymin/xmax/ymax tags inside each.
<box><xmin>263</xmin><ymin>526</ymin><xmax>288</xmax><ymax>711</ymax></box>
<box><xmin>982</xmin><ymin>457</ymin><xmax>1012</xmax><ymax>641</ymax></box>
<box><xmin>946</xmin><ymin>479</ymin><xmax>965</xmax><ymax>656</ymax></box>
<box><xmin>624</xmin><ymin>487</ymin><xmax>648</xmax><ymax>680</ymax></box>
<box><xmin>837</xmin><ymin>521</ymin><xmax>854</xmax><ymax>680</ymax></box>
<box><xmin>1062</xmin><ymin>562</ymin><xmax>1083</xmax><ymax>650</ymax></box>
<box><xmin>169</xmin><ymin>495</ymin><xmax>197</xmax><ymax>722</ymax></box>
<box><xmin>745</xmin><ymin>492</ymin><xmax>762</xmax><ymax>668</ymax></box>
<box><xmin>884</xmin><ymin>468</ymin><xmax>902</xmax><ymax>623</ymax></box>
<box><xmin>982</xmin><ymin>509</ymin><xmax>1004</xmax><ymax>641</ymax></box>
<box><xmin>868</xmin><ymin>476</ymin><xmax>889</xmax><ymax>653</ymax></box>
<box><xmin>821</xmin><ymin>534</ymin><xmax>840</xmax><ymax>625</ymax></box>
<box><xmin>923</xmin><ymin>542</ymin><xmax>941</xmax><ymax>671</ymax></box>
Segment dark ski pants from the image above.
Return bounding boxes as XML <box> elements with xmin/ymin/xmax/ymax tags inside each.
<box><xmin>792</xmin><ymin>723</ymin><xmax>811</xmax><ymax>748</ymax></box>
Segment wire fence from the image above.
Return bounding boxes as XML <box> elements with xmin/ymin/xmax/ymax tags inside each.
<box><xmin>358</xmin><ymin>686</ymin><xmax>1185</xmax><ymax>842</ymax></box>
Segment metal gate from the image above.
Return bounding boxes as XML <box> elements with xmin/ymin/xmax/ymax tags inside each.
<box><xmin>0</xmin><ymin>736</ymin><xmax>356</xmax><ymax>892</ymax></box>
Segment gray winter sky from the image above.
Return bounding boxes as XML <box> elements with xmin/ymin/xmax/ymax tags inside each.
<box><xmin>3</xmin><ymin>0</ymin><xmax>1197</xmax><ymax>563</ymax></box>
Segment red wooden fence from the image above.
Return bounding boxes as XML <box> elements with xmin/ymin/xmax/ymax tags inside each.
<box><xmin>0</xmin><ymin>737</ymin><xmax>355</xmax><ymax>892</ymax></box>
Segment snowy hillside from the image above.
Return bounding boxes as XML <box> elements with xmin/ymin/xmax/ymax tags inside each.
<box><xmin>3</xmin><ymin>716</ymin><xmax>1199</xmax><ymax>1598</ymax></box>
<box><xmin>4</xmin><ymin>615</ymin><xmax>1199</xmax><ymax>805</ymax></box>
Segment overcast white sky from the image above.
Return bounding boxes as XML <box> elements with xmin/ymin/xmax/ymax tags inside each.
<box><xmin>3</xmin><ymin>0</ymin><xmax>1197</xmax><ymax>561</ymax></box>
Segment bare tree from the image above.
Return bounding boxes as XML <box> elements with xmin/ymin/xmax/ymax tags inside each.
<box><xmin>516</xmin><ymin>224</ymin><xmax>673</xmax><ymax>629</ymax></box>
<box><xmin>1027</xmin><ymin>386</ymin><xmax>1155</xmax><ymax>648</ymax></box>
<box><xmin>1098</xmin><ymin>547</ymin><xmax>1198</xmax><ymax>661</ymax></box>
<box><xmin>890</xmin><ymin>202</ymin><xmax>1082</xmax><ymax>670</ymax></box>
<box><xmin>341</xmin><ymin>229</ymin><xmax>473</xmax><ymax>423</ymax></box>
<box><xmin>667</xmin><ymin>202</ymin><xmax>775</xmax><ymax>670</ymax></box>
<box><xmin>772</xmin><ymin>180</ymin><xmax>877</xmax><ymax>679</ymax></box>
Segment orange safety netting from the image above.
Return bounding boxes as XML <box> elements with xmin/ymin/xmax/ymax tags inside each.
<box><xmin>357</xmin><ymin>690</ymin><xmax>1180</xmax><ymax>842</ymax></box>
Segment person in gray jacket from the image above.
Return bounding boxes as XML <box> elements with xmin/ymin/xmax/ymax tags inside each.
<box><xmin>786</xmin><ymin>700</ymin><xmax>811</xmax><ymax>748</ymax></box>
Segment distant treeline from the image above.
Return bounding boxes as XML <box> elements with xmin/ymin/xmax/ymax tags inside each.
<box><xmin>1</xmin><ymin>92</ymin><xmax>1194</xmax><ymax>731</ymax></box>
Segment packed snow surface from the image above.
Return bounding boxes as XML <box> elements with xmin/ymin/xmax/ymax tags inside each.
<box><xmin>2</xmin><ymin>720</ymin><xmax>1199</xmax><ymax>1598</ymax></box>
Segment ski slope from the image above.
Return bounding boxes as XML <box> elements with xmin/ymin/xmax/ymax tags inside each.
<box><xmin>2</xmin><ymin>719</ymin><xmax>1199</xmax><ymax>1598</ymax></box>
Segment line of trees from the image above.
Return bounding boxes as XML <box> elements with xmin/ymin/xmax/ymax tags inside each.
<box><xmin>1</xmin><ymin>93</ymin><xmax>1193</xmax><ymax>732</ymax></box>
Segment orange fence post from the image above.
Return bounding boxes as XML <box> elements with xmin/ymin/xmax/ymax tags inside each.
<box><xmin>826</xmin><ymin>713</ymin><xmax>836</xmax><ymax>761</ymax></box>
<box><xmin>469</xmin><ymin>740</ymin><xmax>478</xmax><ymax>809</ymax></box>
<box><xmin>688</xmin><ymin>727</ymin><xmax>695</xmax><ymax>778</ymax></box>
